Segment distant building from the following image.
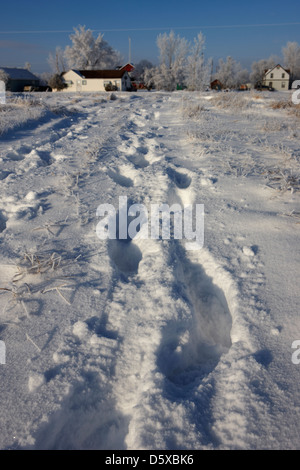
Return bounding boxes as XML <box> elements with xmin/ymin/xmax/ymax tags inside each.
<box><xmin>239</xmin><ymin>83</ymin><xmax>252</xmax><ymax>91</ymax></box>
<box><xmin>117</xmin><ymin>63</ymin><xmax>135</xmax><ymax>73</ymax></box>
<box><xmin>211</xmin><ymin>79</ymin><xmax>223</xmax><ymax>90</ymax></box>
<box><xmin>0</xmin><ymin>67</ymin><xmax>40</xmax><ymax>92</ymax></box>
<box><xmin>263</xmin><ymin>64</ymin><xmax>290</xmax><ymax>91</ymax></box>
<box><xmin>60</xmin><ymin>69</ymin><xmax>132</xmax><ymax>92</ymax></box>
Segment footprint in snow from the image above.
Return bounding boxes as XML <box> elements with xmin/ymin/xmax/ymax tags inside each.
<box><xmin>107</xmin><ymin>208</ymin><xmax>143</xmax><ymax>275</ymax></box>
<box><xmin>167</xmin><ymin>167</ymin><xmax>192</xmax><ymax>189</ymax></box>
<box><xmin>108</xmin><ymin>239</ymin><xmax>142</xmax><ymax>275</ymax></box>
<box><xmin>0</xmin><ymin>170</ymin><xmax>11</xmax><ymax>181</ymax></box>
<box><xmin>6</xmin><ymin>150</ymin><xmax>24</xmax><ymax>161</ymax></box>
<box><xmin>107</xmin><ymin>169</ymin><xmax>134</xmax><ymax>188</ymax></box>
<box><xmin>242</xmin><ymin>246</ymin><xmax>257</xmax><ymax>257</ymax></box>
<box><xmin>0</xmin><ymin>211</ymin><xmax>7</xmax><ymax>232</ymax></box>
<box><xmin>157</xmin><ymin>244</ymin><xmax>232</xmax><ymax>387</ymax></box>
<box><xmin>126</xmin><ymin>150</ymin><xmax>149</xmax><ymax>169</ymax></box>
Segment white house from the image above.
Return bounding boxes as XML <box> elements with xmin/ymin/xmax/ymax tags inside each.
<box><xmin>263</xmin><ymin>64</ymin><xmax>290</xmax><ymax>91</ymax></box>
<box><xmin>60</xmin><ymin>69</ymin><xmax>132</xmax><ymax>92</ymax></box>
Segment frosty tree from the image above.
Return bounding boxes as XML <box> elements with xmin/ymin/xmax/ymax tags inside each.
<box><xmin>250</xmin><ymin>57</ymin><xmax>276</xmax><ymax>86</ymax></box>
<box><xmin>133</xmin><ymin>60</ymin><xmax>154</xmax><ymax>82</ymax></box>
<box><xmin>215</xmin><ymin>56</ymin><xmax>249</xmax><ymax>89</ymax></box>
<box><xmin>157</xmin><ymin>30</ymin><xmax>188</xmax><ymax>70</ymax></box>
<box><xmin>144</xmin><ymin>30</ymin><xmax>212</xmax><ymax>91</ymax></box>
<box><xmin>48</xmin><ymin>74</ymin><xmax>67</xmax><ymax>91</ymax></box>
<box><xmin>0</xmin><ymin>69</ymin><xmax>7</xmax><ymax>104</ymax></box>
<box><xmin>63</xmin><ymin>25</ymin><xmax>121</xmax><ymax>70</ymax></box>
<box><xmin>0</xmin><ymin>69</ymin><xmax>9</xmax><ymax>85</ymax></box>
<box><xmin>185</xmin><ymin>33</ymin><xmax>211</xmax><ymax>91</ymax></box>
<box><xmin>147</xmin><ymin>31</ymin><xmax>189</xmax><ymax>91</ymax></box>
<box><xmin>282</xmin><ymin>42</ymin><xmax>300</xmax><ymax>81</ymax></box>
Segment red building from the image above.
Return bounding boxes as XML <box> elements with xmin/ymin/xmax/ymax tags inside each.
<box><xmin>119</xmin><ymin>63</ymin><xmax>135</xmax><ymax>73</ymax></box>
<box><xmin>211</xmin><ymin>79</ymin><xmax>223</xmax><ymax>90</ymax></box>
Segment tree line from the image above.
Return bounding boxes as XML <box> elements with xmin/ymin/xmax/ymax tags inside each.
<box><xmin>46</xmin><ymin>25</ymin><xmax>300</xmax><ymax>91</ymax></box>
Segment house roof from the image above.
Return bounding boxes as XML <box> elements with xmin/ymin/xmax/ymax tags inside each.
<box><xmin>264</xmin><ymin>64</ymin><xmax>290</xmax><ymax>76</ymax></box>
<box><xmin>120</xmin><ymin>63</ymin><xmax>135</xmax><ymax>72</ymax></box>
<box><xmin>0</xmin><ymin>67</ymin><xmax>39</xmax><ymax>81</ymax></box>
<box><xmin>70</xmin><ymin>69</ymin><xmax>127</xmax><ymax>79</ymax></box>
<box><xmin>116</xmin><ymin>63</ymin><xmax>135</xmax><ymax>70</ymax></box>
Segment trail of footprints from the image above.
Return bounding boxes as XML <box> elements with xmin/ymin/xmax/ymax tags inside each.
<box><xmin>100</xmin><ymin>100</ymin><xmax>236</xmax><ymax>449</ymax></box>
<box><xmin>0</xmin><ymin>96</ymin><xmax>236</xmax><ymax>448</ymax></box>
<box><xmin>0</xmin><ymin>114</ymin><xmax>99</xmax><ymax>233</ymax></box>
<box><xmin>33</xmin><ymin>314</ymin><xmax>128</xmax><ymax>450</ymax></box>
<box><xmin>106</xmin><ymin>102</ymin><xmax>234</xmax><ymax>388</ymax></box>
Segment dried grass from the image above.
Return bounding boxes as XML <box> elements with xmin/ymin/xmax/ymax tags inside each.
<box><xmin>211</xmin><ymin>92</ymin><xmax>252</xmax><ymax>110</ymax></box>
<box><xmin>182</xmin><ymin>102</ymin><xmax>207</xmax><ymax>119</ymax></box>
<box><xmin>0</xmin><ymin>249</ymin><xmax>78</xmax><ymax>318</ymax></box>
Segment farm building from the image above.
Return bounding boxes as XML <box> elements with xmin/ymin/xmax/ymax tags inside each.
<box><xmin>263</xmin><ymin>64</ymin><xmax>290</xmax><ymax>91</ymax></box>
<box><xmin>211</xmin><ymin>79</ymin><xmax>223</xmax><ymax>90</ymax></box>
<box><xmin>60</xmin><ymin>69</ymin><xmax>132</xmax><ymax>92</ymax></box>
<box><xmin>117</xmin><ymin>63</ymin><xmax>135</xmax><ymax>73</ymax></box>
<box><xmin>0</xmin><ymin>67</ymin><xmax>40</xmax><ymax>92</ymax></box>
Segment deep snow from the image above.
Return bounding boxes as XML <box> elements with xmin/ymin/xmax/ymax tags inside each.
<box><xmin>0</xmin><ymin>89</ymin><xmax>299</xmax><ymax>450</ymax></box>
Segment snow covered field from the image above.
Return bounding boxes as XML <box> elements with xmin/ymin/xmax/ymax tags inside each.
<box><xmin>0</xmin><ymin>89</ymin><xmax>299</xmax><ymax>450</ymax></box>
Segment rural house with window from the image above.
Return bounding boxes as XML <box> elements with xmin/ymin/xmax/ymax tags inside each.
<box><xmin>263</xmin><ymin>64</ymin><xmax>290</xmax><ymax>91</ymax></box>
<box><xmin>60</xmin><ymin>69</ymin><xmax>132</xmax><ymax>92</ymax></box>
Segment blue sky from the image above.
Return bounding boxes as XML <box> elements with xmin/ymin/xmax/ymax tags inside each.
<box><xmin>0</xmin><ymin>0</ymin><xmax>300</xmax><ymax>74</ymax></box>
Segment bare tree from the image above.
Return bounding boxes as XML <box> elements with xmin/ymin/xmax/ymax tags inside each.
<box><xmin>48</xmin><ymin>47</ymin><xmax>66</xmax><ymax>74</ymax></box>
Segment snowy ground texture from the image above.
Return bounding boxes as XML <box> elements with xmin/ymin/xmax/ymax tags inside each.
<box><xmin>0</xmin><ymin>89</ymin><xmax>299</xmax><ymax>450</ymax></box>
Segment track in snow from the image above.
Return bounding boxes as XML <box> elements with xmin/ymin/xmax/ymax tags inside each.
<box><xmin>100</xmin><ymin>95</ymin><xmax>235</xmax><ymax>449</ymax></box>
<box><xmin>158</xmin><ymin>241</ymin><xmax>232</xmax><ymax>387</ymax></box>
<box><xmin>0</xmin><ymin>92</ymin><xmax>236</xmax><ymax>450</ymax></box>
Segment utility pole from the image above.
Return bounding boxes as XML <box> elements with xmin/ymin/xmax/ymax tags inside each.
<box><xmin>129</xmin><ymin>37</ymin><xmax>131</xmax><ymax>64</ymax></box>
